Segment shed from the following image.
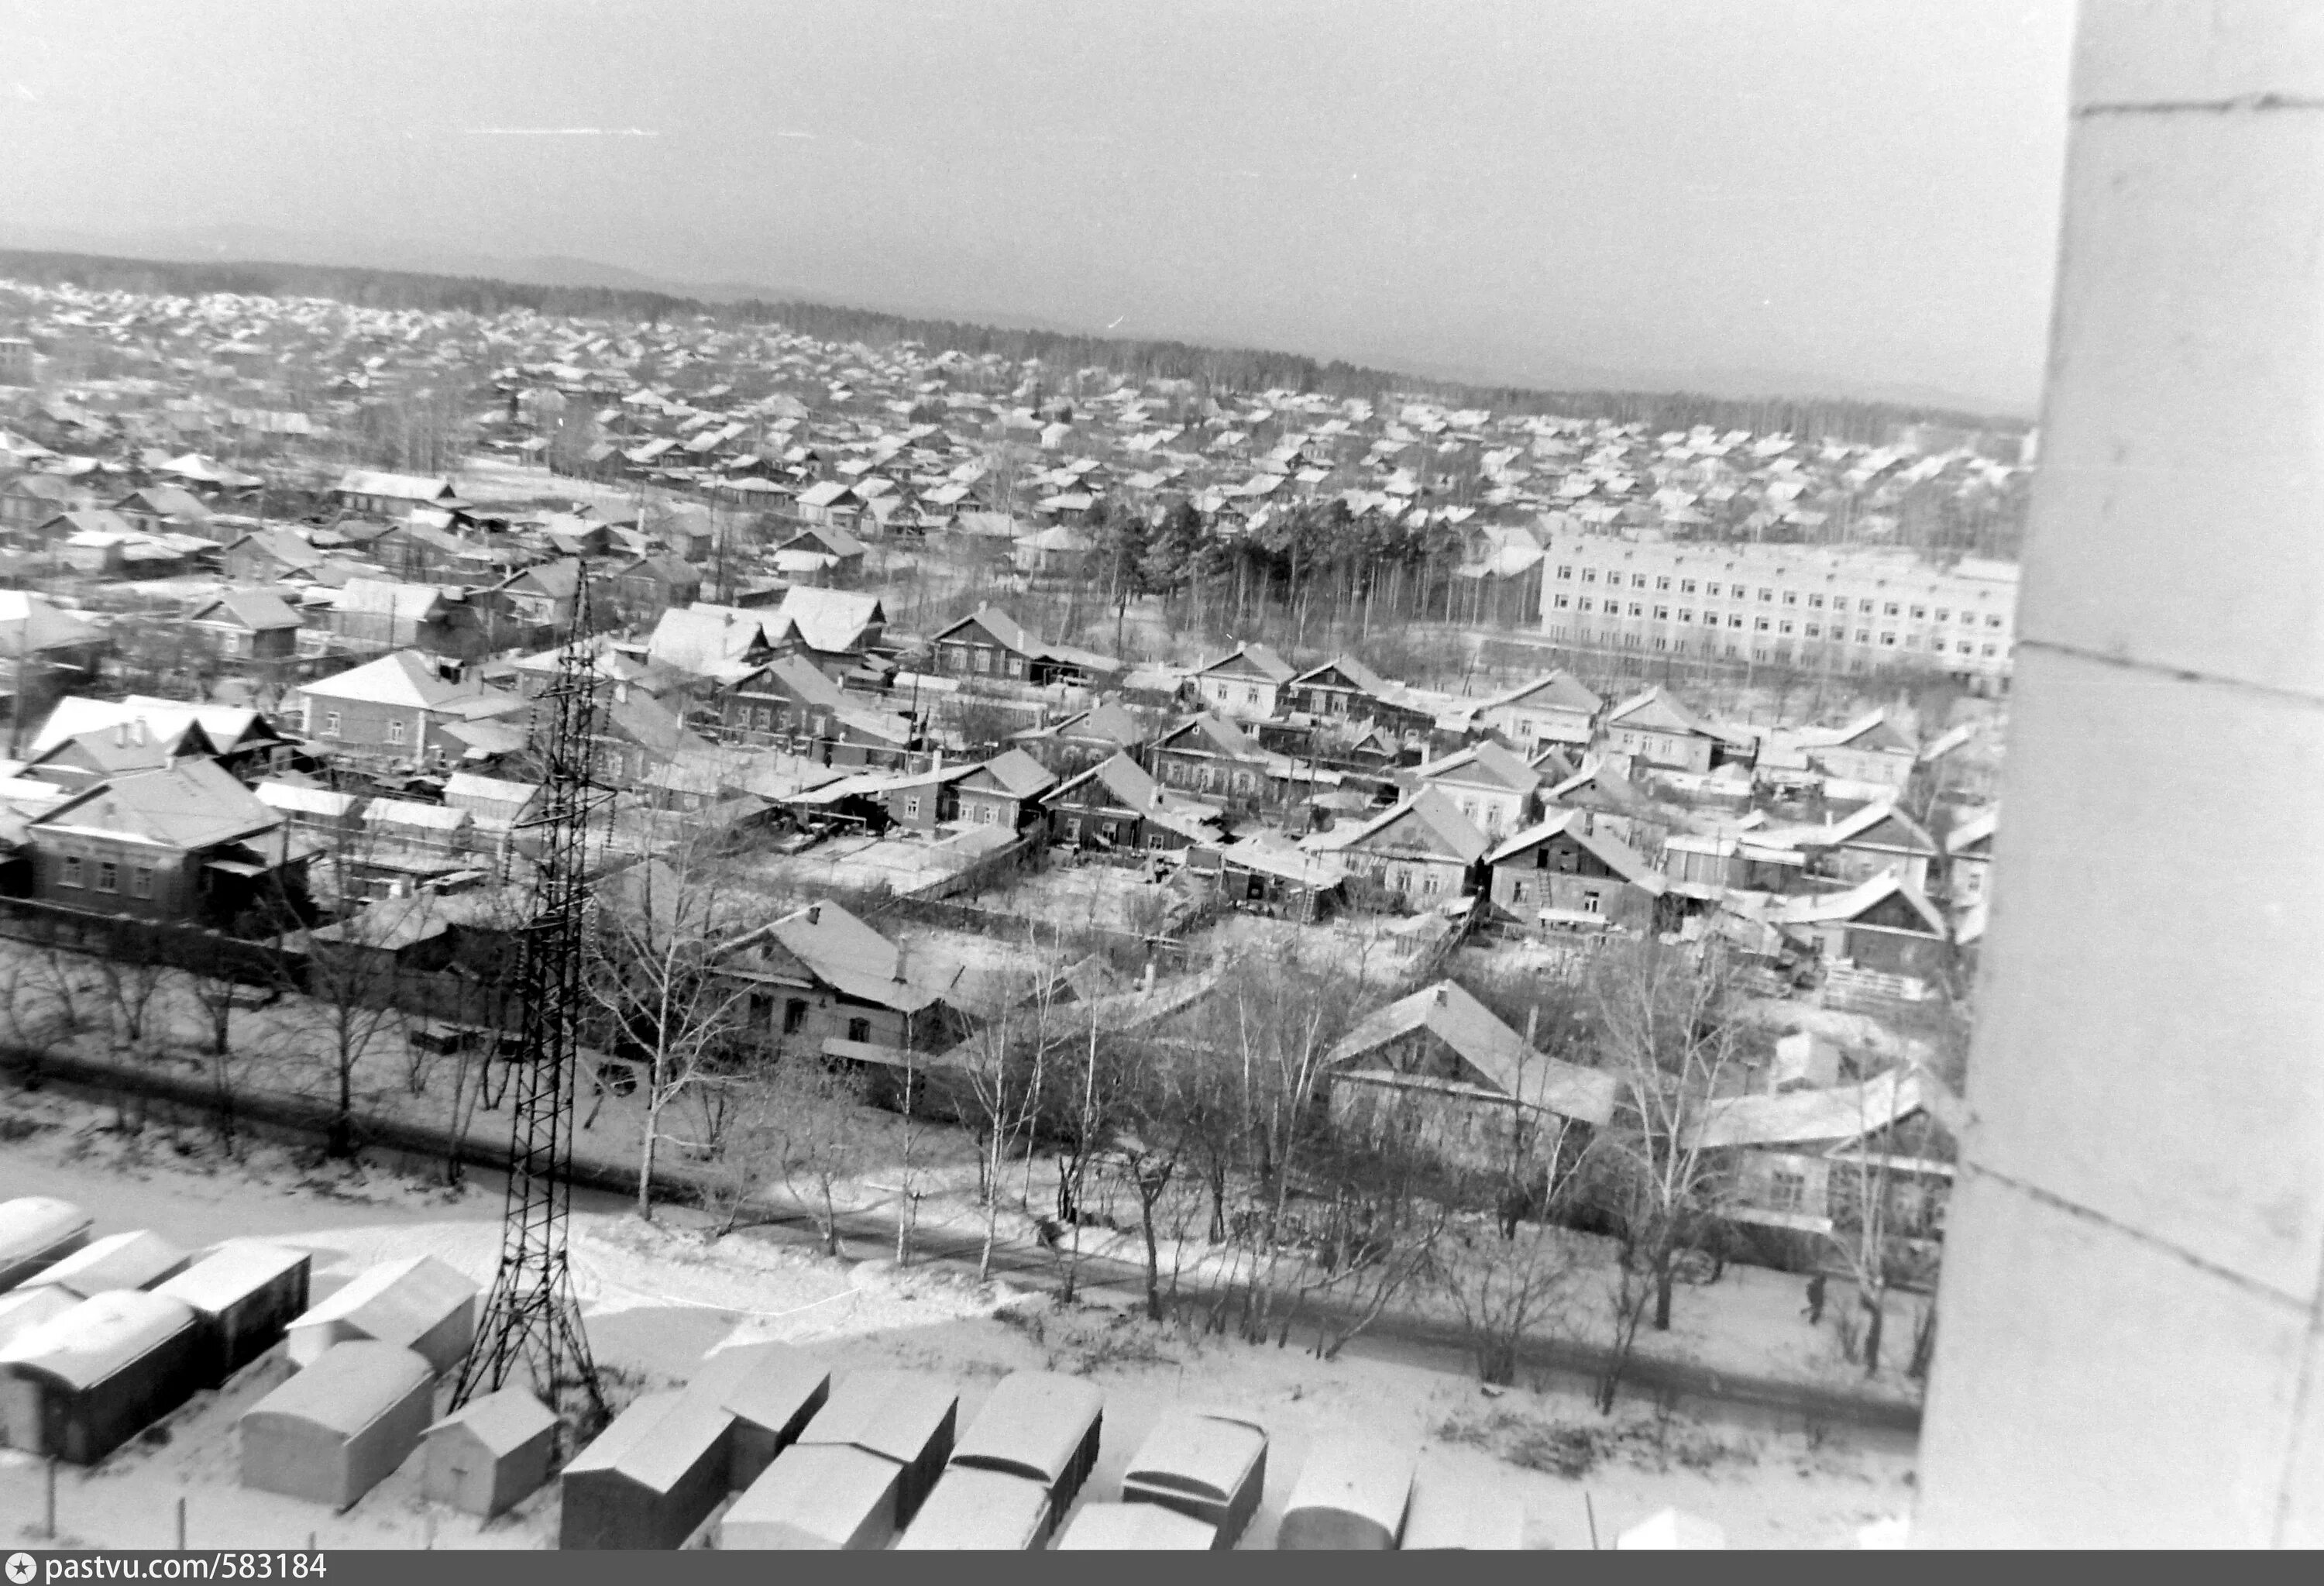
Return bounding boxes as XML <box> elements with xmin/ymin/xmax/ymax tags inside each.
<box><xmin>686</xmin><ymin>1340</ymin><xmax>830</xmax><ymax>1489</ymax></box>
<box><xmin>422</xmin><ymin>1386</ymin><xmax>558</xmax><ymax>1518</ymax></box>
<box><xmin>287</xmin><ymin>1256</ymin><xmax>477</xmax><ymax>1376</ymax></box>
<box><xmin>718</xmin><ymin>1442</ymin><xmax>901</xmax><ymax>1550</ymax></box>
<box><xmin>948</xmin><ymin>1369</ymin><xmax>1102</xmax><ymax>1514</ymax></box>
<box><xmin>1399</xmin><ymin>1471</ymin><xmax>1525</xmax><ymax>1550</ymax></box>
<box><xmin>156</xmin><ymin>1242</ymin><xmax>311</xmax><ymax>1386</ymax></box>
<box><xmin>1616</xmin><ymin>1506</ymin><xmax>1728</xmax><ymax>1549</ymax></box>
<box><xmin>559</xmin><ymin>1389</ymin><xmax>734</xmax><ymax>1550</ymax></box>
<box><xmin>895</xmin><ymin>1465</ymin><xmax>1052</xmax><ymax>1550</ymax></box>
<box><xmin>0</xmin><ymin>1289</ymin><xmax>202</xmax><ymax>1463</ymax></box>
<box><xmin>34</xmin><ymin>1231</ymin><xmax>191</xmax><ymax>1299</ymax></box>
<box><xmin>0</xmin><ymin>1287</ymin><xmax>77</xmax><ymax>1353</ymax></box>
<box><xmin>796</xmin><ymin>1370</ymin><xmax>957</xmax><ymax>1526</ymax></box>
<box><xmin>1121</xmin><ymin>1409</ymin><xmax>1269</xmax><ymax>1547</ymax></box>
<box><xmin>239</xmin><ymin>1340</ymin><xmax>435</xmax><ymax>1509</ymax></box>
<box><xmin>0</xmin><ymin>1197</ymin><xmax>91</xmax><ymax>1291</ymax></box>
<box><xmin>1054</xmin><ymin>1501</ymin><xmax>1219</xmax><ymax>1550</ymax></box>
<box><xmin>1277</xmin><ymin>1427</ymin><xmax>1415</xmax><ymax>1549</ymax></box>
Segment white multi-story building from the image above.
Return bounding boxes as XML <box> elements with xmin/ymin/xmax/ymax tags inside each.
<box><xmin>1537</xmin><ymin>532</ymin><xmax>2019</xmax><ymax>683</ymax></box>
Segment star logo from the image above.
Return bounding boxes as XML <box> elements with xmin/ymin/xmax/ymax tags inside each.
<box><xmin>6</xmin><ymin>1552</ymin><xmax>37</xmax><ymax>1585</ymax></box>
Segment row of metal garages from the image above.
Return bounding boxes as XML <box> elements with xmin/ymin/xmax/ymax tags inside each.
<box><xmin>563</xmin><ymin>1340</ymin><xmax>1520</xmax><ymax>1550</ymax></box>
<box><xmin>0</xmin><ymin>1195</ymin><xmax>548</xmax><ymax>1520</ymax></box>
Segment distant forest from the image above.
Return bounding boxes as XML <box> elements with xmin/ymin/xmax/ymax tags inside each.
<box><xmin>0</xmin><ymin>248</ymin><xmax>2025</xmax><ymax>444</ymax></box>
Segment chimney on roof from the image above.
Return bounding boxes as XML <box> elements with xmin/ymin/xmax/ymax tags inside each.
<box><xmin>895</xmin><ymin>945</ymin><xmax>908</xmax><ymax>985</ymax></box>
<box><xmin>808</xmin><ymin>903</ymin><xmax>821</xmax><ymax>924</ymax></box>
<box><xmin>1435</xmin><ymin>984</ymin><xmax>1448</xmax><ymax>1006</ymax></box>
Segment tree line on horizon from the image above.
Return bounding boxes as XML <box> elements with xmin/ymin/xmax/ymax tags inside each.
<box><xmin>0</xmin><ymin>247</ymin><xmax>2022</xmax><ymax>445</ymax></box>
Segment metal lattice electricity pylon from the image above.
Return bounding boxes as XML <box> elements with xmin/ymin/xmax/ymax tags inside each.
<box><xmin>452</xmin><ymin>586</ymin><xmax>607</xmax><ymax>1427</ymax></box>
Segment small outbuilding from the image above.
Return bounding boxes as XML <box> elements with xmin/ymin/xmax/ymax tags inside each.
<box><xmin>156</xmin><ymin>1242</ymin><xmax>311</xmax><ymax>1387</ymax></box>
<box><xmin>287</xmin><ymin>1256</ymin><xmax>478</xmax><ymax>1377</ymax></box>
<box><xmin>0</xmin><ymin>1197</ymin><xmax>91</xmax><ymax>1291</ymax></box>
<box><xmin>0</xmin><ymin>1289</ymin><xmax>203</xmax><ymax>1463</ymax></box>
<box><xmin>948</xmin><ymin>1370</ymin><xmax>1102</xmax><ymax>1517</ymax></box>
<box><xmin>33</xmin><ymin>1231</ymin><xmax>190</xmax><ymax>1299</ymax></box>
<box><xmin>895</xmin><ymin>1465</ymin><xmax>1053</xmax><ymax>1550</ymax></box>
<box><xmin>1121</xmin><ymin>1409</ymin><xmax>1269</xmax><ymax>1549</ymax></box>
<box><xmin>422</xmin><ymin>1385</ymin><xmax>558</xmax><ymax>1518</ymax></box>
<box><xmin>1400</xmin><ymin>1471</ymin><xmax>1525</xmax><ymax>1550</ymax></box>
<box><xmin>719</xmin><ymin>1442</ymin><xmax>903</xmax><ymax>1550</ymax></box>
<box><xmin>559</xmin><ymin>1389</ymin><xmax>734</xmax><ymax>1550</ymax></box>
<box><xmin>239</xmin><ymin>1340</ymin><xmax>435</xmax><ymax>1509</ymax></box>
<box><xmin>0</xmin><ymin>1287</ymin><xmax>77</xmax><ymax>1353</ymax></box>
<box><xmin>1277</xmin><ymin>1427</ymin><xmax>1415</xmax><ymax>1550</ymax></box>
<box><xmin>685</xmin><ymin>1340</ymin><xmax>830</xmax><ymax>1490</ymax></box>
<box><xmin>1054</xmin><ymin>1501</ymin><xmax>1219</xmax><ymax>1550</ymax></box>
<box><xmin>795</xmin><ymin>1370</ymin><xmax>957</xmax><ymax>1527</ymax></box>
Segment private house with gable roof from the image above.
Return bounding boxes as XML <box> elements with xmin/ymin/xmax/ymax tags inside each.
<box><xmin>21</xmin><ymin>714</ymin><xmax>222</xmax><ymax>795</ymax></box>
<box><xmin>953</xmin><ymin>748</ymin><xmax>1056</xmax><ymax>835</ymax></box>
<box><xmin>1475</xmin><ymin>670</ymin><xmax>1603</xmax><ymax>751</ymax></box>
<box><xmin>760</xmin><ymin>587</ymin><xmax>888</xmax><ymax>682</ymax></box>
<box><xmin>22</xmin><ymin>760</ymin><xmax>308</xmax><ymax>927</ymax></box>
<box><xmin>1484</xmin><ymin>810</ymin><xmax>1670</xmax><ymax>932</ymax></box>
<box><xmin>294</xmin><ymin>650</ymin><xmax>529</xmax><ymax>772</ymax></box>
<box><xmin>1147</xmin><ymin>712</ymin><xmax>1292</xmax><ymax>808</ymax></box>
<box><xmin>1322</xmin><ymin>980</ymin><xmax>1619</xmax><ymax>1174</ymax></box>
<box><xmin>26</xmin><ymin>696</ymin><xmax>291</xmax><ymax>785</ymax></box>
<box><xmin>1006</xmin><ymin>698</ymin><xmax>1150</xmax><ymax>776</ymax></box>
<box><xmin>1796</xmin><ymin>800</ymin><xmax>1940</xmax><ymax>892</ymax></box>
<box><xmin>1411</xmin><ymin>739</ymin><xmax>1542</xmax><ymax>841</ymax></box>
<box><xmin>1942</xmin><ymin>807</ymin><xmax>1997</xmax><ymax>907</ymax></box>
<box><xmin>714</xmin><ymin>652</ymin><xmax>846</xmax><ymax>750</ymax></box>
<box><xmin>1284</xmin><ymin>655</ymin><xmax>1439</xmax><ymax>754</ymax></box>
<box><xmin>927</xmin><ymin>606</ymin><xmax>1119</xmax><ymax>690</ymax></box>
<box><xmin>186</xmin><ymin>588</ymin><xmax>304</xmax><ymax>661</ymax></box>
<box><xmin>332</xmin><ymin>470</ymin><xmax>463</xmax><ymax>520</ymax></box>
<box><xmin>1796</xmin><ymin>709</ymin><xmax>1920</xmax><ymax>791</ymax></box>
<box><xmin>1191</xmin><ymin>642</ymin><xmax>1296</xmax><ymax>721</ymax></box>
<box><xmin>1600</xmin><ymin>686</ymin><xmax>1732</xmax><ymax>773</ymax></box>
<box><xmin>710</xmin><ymin>896</ymin><xmax>968</xmax><ymax>1058</ymax></box>
<box><xmin>1304</xmin><ymin>785</ymin><xmax>1489</xmax><ymax>906</ymax></box>
<box><xmin>1039</xmin><ymin>751</ymin><xmax>1222</xmax><ymax>853</ymax></box>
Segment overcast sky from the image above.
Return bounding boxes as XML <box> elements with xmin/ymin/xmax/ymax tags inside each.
<box><xmin>0</xmin><ymin>0</ymin><xmax>2074</xmax><ymax>414</ymax></box>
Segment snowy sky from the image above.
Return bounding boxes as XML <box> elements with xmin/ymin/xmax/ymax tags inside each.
<box><xmin>0</xmin><ymin>0</ymin><xmax>2074</xmax><ymax>413</ymax></box>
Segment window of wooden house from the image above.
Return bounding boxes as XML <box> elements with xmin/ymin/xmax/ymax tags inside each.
<box><xmin>1582</xmin><ymin>890</ymin><xmax>1601</xmax><ymax>913</ymax></box>
<box><xmin>1768</xmin><ymin>1165</ymin><xmax>1808</xmax><ymax>1213</ymax></box>
<box><xmin>60</xmin><ymin>855</ymin><xmax>82</xmax><ymax>888</ymax></box>
<box><xmin>973</xmin><ymin>647</ymin><xmax>994</xmax><ymax>673</ymax></box>
<box><xmin>96</xmin><ymin>862</ymin><xmax>118</xmax><ymax>893</ymax></box>
<box><xmin>131</xmin><ymin>867</ymin><xmax>153</xmax><ymax>899</ymax></box>
<box><xmin>324</xmin><ymin>711</ymin><xmax>342</xmax><ymax>737</ymax></box>
<box><xmin>387</xmin><ymin>720</ymin><xmax>406</xmax><ymax>745</ymax></box>
<box><xmin>783</xmin><ymin>999</ymin><xmax>808</xmax><ymax>1034</ymax></box>
<box><xmin>847</xmin><ymin>1017</ymin><xmax>871</xmax><ymax>1044</ymax></box>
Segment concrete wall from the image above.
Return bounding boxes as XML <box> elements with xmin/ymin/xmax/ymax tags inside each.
<box><xmin>1913</xmin><ymin>0</ymin><xmax>2324</xmax><ymax>1547</ymax></box>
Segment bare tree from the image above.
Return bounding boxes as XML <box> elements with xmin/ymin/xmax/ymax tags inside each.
<box><xmin>957</xmin><ymin>951</ymin><xmax>1063</xmax><ymax>1280</ymax></box>
<box><xmin>1583</xmin><ymin>939</ymin><xmax>1752</xmax><ymax>1412</ymax></box>
<box><xmin>771</xmin><ymin>1057</ymin><xmax>871</xmax><ymax>1255</ymax></box>
<box><xmin>284</xmin><ymin>920</ymin><xmax>411</xmax><ymax>1159</ymax></box>
<box><xmin>588</xmin><ymin>846</ymin><xmax>755</xmax><ymax>1220</ymax></box>
<box><xmin>1435</xmin><ymin>1103</ymin><xmax>1594</xmax><ymax>1385</ymax></box>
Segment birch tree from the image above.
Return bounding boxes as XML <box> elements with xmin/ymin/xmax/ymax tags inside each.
<box><xmin>586</xmin><ymin>850</ymin><xmax>755</xmax><ymax>1220</ymax></box>
<box><xmin>1583</xmin><ymin>937</ymin><xmax>1749</xmax><ymax>1411</ymax></box>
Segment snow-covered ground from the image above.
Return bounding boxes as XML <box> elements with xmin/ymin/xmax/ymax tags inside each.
<box><xmin>1</xmin><ymin>1089</ymin><xmax>1913</xmax><ymax>1550</ymax></box>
